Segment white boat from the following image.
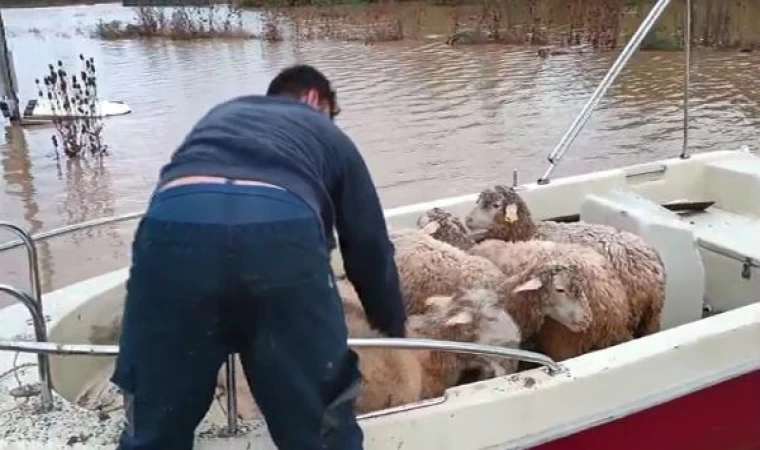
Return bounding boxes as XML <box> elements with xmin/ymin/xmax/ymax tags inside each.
<box><xmin>1</xmin><ymin>0</ymin><xmax>759</xmax><ymax>448</ymax></box>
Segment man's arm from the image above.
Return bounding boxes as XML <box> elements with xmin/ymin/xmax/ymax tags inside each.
<box><xmin>332</xmin><ymin>138</ymin><xmax>407</xmax><ymax>338</ymax></box>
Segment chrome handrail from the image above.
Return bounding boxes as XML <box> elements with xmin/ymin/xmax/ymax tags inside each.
<box><xmin>0</xmin><ymin>284</ymin><xmax>54</xmax><ymax>411</ymax></box>
<box><xmin>0</xmin><ymin>338</ymin><xmax>563</xmax><ymax>375</ymax></box>
<box><xmin>0</xmin><ymin>222</ymin><xmax>42</xmax><ymax>304</ymax></box>
<box><xmin>537</xmin><ymin>0</ymin><xmax>676</xmax><ymax>184</ymax></box>
<box><xmin>0</xmin><ymin>216</ymin><xmax>242</xmax><ymax>431</ymax></box>
<box><xmin>0</xmin><ymin>211</ymin><xmax>144</xmax><ymax>253</ymax></box>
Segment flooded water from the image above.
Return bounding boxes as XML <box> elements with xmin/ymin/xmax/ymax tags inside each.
<box><xmin>1</xmin><ymin>3</ymin><xmax>759</xmax><ymax>307</ymax></box>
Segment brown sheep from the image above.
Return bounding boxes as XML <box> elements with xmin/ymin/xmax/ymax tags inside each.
<box><xmin>219</xmin><ymin>299</ymin><xmax>424</xmax><ymax>419</ymax></box>
<box><xmin>86</xmin><ymin>289</ymin><xmax>423</xmax><ymax>418</ymax></box>
<box><xmin>465</xmin><ymin>185</ymin><xmax>666</xmax><ymax>338</ymax></box>
<box><xmin>389</xmin><ymin>225</ymin><xmax>507</xmax><ymax>315</ymax></box>
<box><xmin>221</xmin><ymin>285</ymin><xmax>523</xmax><ymax>417</ymax></box>
<box><xmin>343</xmin><ymin>301</ymin><xmax>425</xmax><ymax>414</ymax></box>
<box><xmin>469</xmin><ymin>239</ymin><xmax>634</xmax><ymax>362</ymax></box>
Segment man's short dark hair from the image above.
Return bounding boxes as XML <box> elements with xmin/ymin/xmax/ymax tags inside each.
<box><xmin>266</xmin><ymin>64</ymin><xmax>340</xmax><ymax>119</ymax></box>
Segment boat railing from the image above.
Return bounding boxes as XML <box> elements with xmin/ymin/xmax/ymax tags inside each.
<box><xmin>0</xmin><ymin>284</ymin><xmax>53</xmax><ymax>410</ymax></box>
<box><xmin>538</xmin><ymin>0</ymin><xmax>690</xmax><ymax>184</ymax></box>
<box><xmin>0</xmin><ymin>219</ymin><xmax>563</xmax><ymax>434</ymax></box>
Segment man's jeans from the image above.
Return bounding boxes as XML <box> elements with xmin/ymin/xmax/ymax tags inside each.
<box><xmin>112</xmin><ymin>182</ymin><xmax>364</xmax><ymax>450</ymax></box>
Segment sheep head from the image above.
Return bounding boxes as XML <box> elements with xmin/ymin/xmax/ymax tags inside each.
<box><xmin>417</xmin><ymin>207</ymin><xmax>475</xmax><ymax>251</ymax></box>
<box><xmin>465</xmin><ymin>185</ymin><xmax>537</xmax><ymax>242</ymax></box>
<box><xmin>421</xmin><ymin>288</ymin><xmax>522</xmax><ymax>383</ymax></box>
<box><xmin>512</xmin><ymin>263</ymin><xmax>592</xmax><ymax>333</ymax></box>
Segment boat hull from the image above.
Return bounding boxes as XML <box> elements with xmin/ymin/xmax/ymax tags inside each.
<box><xmin>535</xmin><ymin>368</ymin><xmax>760</xmax><ymax>450</ymax></box>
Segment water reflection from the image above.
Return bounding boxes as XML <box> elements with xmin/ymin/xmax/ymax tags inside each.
<box><xmin>1</xmin><ymin>125</ymin><xmax>54</xmax><ymax>295</ymax></box>
<box><xmin>0</xmin><ymin>3</ymin><xmax>759</xmax><ymax>306</ymax></box>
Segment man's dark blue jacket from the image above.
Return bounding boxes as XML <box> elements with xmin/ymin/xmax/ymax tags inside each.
<box><xmin>158</xmin><ymin>94</ymin><xmax>407</xmax><ymax>337</ymax></box>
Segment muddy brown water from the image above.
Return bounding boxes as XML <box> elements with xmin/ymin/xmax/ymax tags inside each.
<box><xmin>1</xmin><ymin>3</ymin><xmax>759</xmax><ymax>309</ymax></box>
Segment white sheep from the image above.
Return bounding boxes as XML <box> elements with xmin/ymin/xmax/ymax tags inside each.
<box><xmin>409</xmin><ymin>287</ymin><xmax>523</xmax><ymax>395</ymax></box>
<box><xmin>338</xmin><ymin>276</ymin><xmax>522</xmax><ymax>394</ymax></box>
<box><xmin>388</xmin><ymin>224</ymin><xmax>507</xmax><ymax>315</ymax></box>
<box><xmin>221</xmin><ymin>285</ymin><xmax>523</xmax><ymax>418</ymax></box>
<box><xmin>468</xmin><ymin>238</ymin><xmax>634</xmax><ymax>362</ymax></box>
<box><xmin>465</xmin><ymin>184</ymin><xmax>666</xmax><ymax>338</ymax></box>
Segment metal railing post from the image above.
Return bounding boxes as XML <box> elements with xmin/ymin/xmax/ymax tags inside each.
<box><xmin>226</xmin><ymin>355</ymin><xmax>238</xmax><ymax>432</ymax></box>
<box><xmin>0</xmin><ymin>216</ymin><xmax>241</xmax><ymax>431</ymax></box>
<box><xmin>0</xmin><ymin>222</ymin><xmax>43</xmax><ymax>307</ymax></box>
<box><xmin>537</xmin><ymin>0</ymin><xmax>675</xmax><ymax>184</ymax></box>
<box><xmin>0</xmin><ymin>285</ymin><xmax>54</xmax><ymax>411</ymax></box>
<box><xmin>680</xmin><ymin>0</ymin><xmax>692</xmax><ymax>159</ymax></box>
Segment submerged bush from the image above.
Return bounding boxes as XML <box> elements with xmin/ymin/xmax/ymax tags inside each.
<box><xmin>36</xmin><ymin>55</ymin><xmax>107</xmax><ymax>160</ymax></box>
<box><xmin>93</xmin><ymin>3</ymin><xmax>253</xmax><ymax>40</ymax></box>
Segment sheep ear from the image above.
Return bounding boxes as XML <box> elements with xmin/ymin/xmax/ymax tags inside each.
<box><xmin>513</xmin><ymin>277</ymin><xmax>543</xmax><ymax>293</ymax></box>
<box><xmin>503</xmin><ymin>203</ymin><xmax>518</xmax><ymax>223</ymax></box>
<box><xmin>420</xmin><ymin>220</ymin><xmax>441</xmax><ymax>235</ymax></box>
<box><xmin>445</xmin><ymin>310</ymin><xmax>474</xmax><ymax>325</ymax></box>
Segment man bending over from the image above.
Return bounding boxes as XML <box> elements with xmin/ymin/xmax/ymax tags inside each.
<box><xmin>112</xmin><ymin>64</ymin><xmax>407</xmax><ymax>450</ymax></box>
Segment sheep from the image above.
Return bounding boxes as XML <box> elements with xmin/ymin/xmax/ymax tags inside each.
<box><xmin>217</xmin><ymin>298</ymin><xmax>424</xmax><ymax>419</ymax></box>
<box><xmin>343</xmin><ymin>300</ymin><xmax>425</xmax><ymax>414</ymax></box>
<box><xmin>336</xmin><ymin>277</ymin><xmax>523</xmax><ymax>397</ymax></box>
<box><xmin>416</xmin><ymin>207</ymin><xmax>476</xmax><ymax>251</ymax></box>
<box><xmin>388</xmin><ymin>224</ymin><xmax>507</xmax><ymax>315</ymax></box>
<box><xmin>465</xmin><ymin>184</ymin><xmax>666</xmax><ymax>338</ymax></box>
<box><xmin>85</xmin><ymin>280</ymin><xmax>522</xmax><ymax>419</ymax></box>
<box><xmin>86</xmin><ymin>290</ymin><xmax>420</xmax><ymax>417</ymax></box>
<box><xmin>468</xmin><ymin>238</ymin><xmax>634</xmax><ymax>362</ymax></box>
<box><xmin>222</xmin><ymin>286</ymin><xmax>524</xmax><ymax>417</ymax></box>
<box><xmin>406</xmin><ymin>287</ymin><xmax>523</xmax><ymax>398</ymax></box>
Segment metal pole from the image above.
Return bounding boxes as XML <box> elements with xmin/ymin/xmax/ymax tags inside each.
<box><xmin>0</xmin><ymin>336</ymin><xmax>563</xmax><ymax>424</ymax></box>
<box><xmin>0</xmin><ymin>285</ymin><xmax>54</xmax><ymax>411</ymax></box>
<box><xmin>225</xmin><ymin>355</ymin><xmax>238</xmax><ymax>432</ymax></box>
<box><xmin>0</xmin><ymin>9</ymin><xmax>20</xmax><ymax>122</ymax></box>
<box><xmin>0</xmin><ymin>211</ymin><xmax>145</xmax><ymax>253</ymax></box>
<box><xmin>0</xmin><ymin>222</ymin><xmax>43</xmax><ymax>309</ymax></box>
<box><xmin>537</xmin><ymin>0</ymin><xmax>674</xmax><ymax>185</ymax></box>
<box><xmin>680</xmin><ymin>0</ymin><xmax>692</xmax><ymax>159</ymax></box>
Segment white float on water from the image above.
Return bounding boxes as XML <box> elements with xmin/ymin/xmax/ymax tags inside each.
<box><xmin>22</xmin><ymin>98</ymin><xmax>132</xmax><ymax>121</ymax></box>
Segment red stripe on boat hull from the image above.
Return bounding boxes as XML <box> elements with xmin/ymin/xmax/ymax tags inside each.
<box><xmin>534</xmin><ymin>368</ymin><xmax>760</xmax><ymax>450</ymax></box>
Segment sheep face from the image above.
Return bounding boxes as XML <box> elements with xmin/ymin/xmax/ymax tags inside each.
<box><xmin>426</xmin><ymin>288</ymin><xmax>522</xmax><ymax>381</ymax></box>
<box><xmin>513</xmin><ymin>264</ymin><xmax>592</xmax><ymax>333</ymax></box>
<box><xmin>465</xmin><ymin>185</ymin><xmax>533</xmax><ymax>241</ymax></box>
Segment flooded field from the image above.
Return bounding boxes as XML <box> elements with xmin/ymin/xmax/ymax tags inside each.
<box><xmin>1</xmin><ymin>2</ymin><xmax>759</xmax><ymax>307</ymax></box>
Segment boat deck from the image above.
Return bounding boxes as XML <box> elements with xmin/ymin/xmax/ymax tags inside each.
<box><xmin>681</xmin><ymin>205</ymin><xmax>760</xmax><ymax>313</ymax></box>
<box><xmin>686</xmin><ymin>207</ymin><xmax>760</xmax><ymax>262</ymax></box>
